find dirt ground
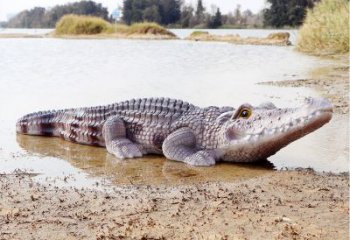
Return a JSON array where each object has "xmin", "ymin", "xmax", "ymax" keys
[{"xmin": 0, "ymin": 170, "xmax": 349, "ymax": 240}]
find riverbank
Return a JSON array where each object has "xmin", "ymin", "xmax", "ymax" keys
[
  {"xmin": 0, "ymin": 170, "xmax": 348, "ymax": 239},
  {"xmin": 0, "ymin": 33, "xmax": 45, "ymax": 38},
  {"xmin": 186, "ymin": 31, "xmax": 291, "ymax": 46},
  {"xmin": 0, "ymin": 18, "xmax": 178, "ymax": 40},
  {"xmin": 0, "ymin": 33, "xmax": 177, "ymax": 40}
]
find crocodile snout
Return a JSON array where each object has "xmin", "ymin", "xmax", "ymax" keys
[{"xmin": 304, "ymin": 97, "xmax": 333, "ymax": 113}]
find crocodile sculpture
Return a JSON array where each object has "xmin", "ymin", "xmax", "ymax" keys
[{"xmin": 16, "ymin": 97, "xmax": 333, "ymax": 166}]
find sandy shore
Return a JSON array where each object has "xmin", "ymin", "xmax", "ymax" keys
[
  {"xmin": 186, "ymin": 32, "xmax": 291, "ymax": 46},
  {"xmin": 0, "ymin": 33, "xmax": 45, "ymax": 38},
  {"xmin": 0, "ymin": 170, "xmax": 348, "ymax": 240}
]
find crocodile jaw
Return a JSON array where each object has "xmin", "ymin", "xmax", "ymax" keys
[{"xmin": 220, "ymin": 98, "xmax": 333, "ymax": 162}]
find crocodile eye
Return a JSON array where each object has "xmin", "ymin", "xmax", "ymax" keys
[{"xmin": 238, "ymin": 108, "xmax": 252, "ymax": 119}]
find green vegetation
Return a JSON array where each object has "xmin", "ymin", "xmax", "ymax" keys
[
  {"xmin": 55, "ymin": 15, "xmax": 175, "ymax": 37},
  {"xmin": 123, "ymin": 22, "xmax": 176, "ymax": 36},
  {"xmin": 123, "ymin": 0, "xmax": 181, "ymax": 25},
  {"xmin": 55, "ymin": 15, "xmax": 112, "ymax": 35},
  {"xmin": 6, "ymin": 1, "xmax": 110, "ymax": 28},
  {"xmin": 263, "ymin": 0, "xmax": 316, "ymax": 28},
  {"xmin": 207, "ymin": 8, "xmax": 222, "ymax": 29},
  {"xmin": 4, "ymin": 0, "xmax": 328, "ymax": 30},
  {"xmin": 189, "ymin": 31, "xmax": 209, "ymax": 37},
  {"xmin": 267, "ymin": 32, "xmax": 290, "ymax": 40},
  {"xmin": 297, "ymin": 0, "xmax": 349, "ymax": 55},
  {"xmin": 122, "ymin": 0, "xmax": 263, "ymax": 29},
  {"xmin": 187, "ymin": 31, "xmax": 291, "ymax": 46}
]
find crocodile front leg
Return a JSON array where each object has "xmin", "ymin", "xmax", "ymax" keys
[
  {"xmin": 162, "ymin": 127, "xmax": 216, "ymax": 166},
  {"xmin": 103, "ymin": 116, "xmax": 143, "ymax": 159}
]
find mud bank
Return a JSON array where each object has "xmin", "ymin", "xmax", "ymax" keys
[
  {"xmin": 0, "ymin": 33, "xmax": 45, "ymax": 38},
  {"xmin": 0, "ymin": 170, "xmax": 348, "ymax": 240},
  {"xmin": 0, "ymin": 32, "xmax": 177, "ymax": 40},
  {"xmin": 52, "ymin": 33, "xmax": 178, "ymax": 40},
  {"xmin": 186, "ymin": 31, "xmax": 291, "ymax": 46}
]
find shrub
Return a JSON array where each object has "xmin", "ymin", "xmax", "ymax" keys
[
  {"xmin": 126, "ymin": 22, "xmax": 176, "ymax": 36},
  {"xmin": 55, "ymin": 14, "xmax": 112, "ymax": 35},
  {"xmin": 189, "ymin": 31, "xmax": 209, "ymax": 37},
  {"xmin": 297, "ymin": 0, "xmax": 349, "ymax": 55},
  {"xmin": 55, "ymin": 16, "xmax": 175, "ymax": 38},
  {"xmin": 267, "ymin": 32, "xmax": 290, "ymax": 40}
]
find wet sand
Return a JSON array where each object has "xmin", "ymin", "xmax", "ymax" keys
[{"xmin": 0, "ymin": 170, "xmax": 348, "ymax": 239}]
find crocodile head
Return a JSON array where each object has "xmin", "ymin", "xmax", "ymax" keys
[{"xmin": 218, "ymin": 98, "xmax": 333, "ymax": 162}]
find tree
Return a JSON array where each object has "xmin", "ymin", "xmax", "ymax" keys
[
  {"xmin": 159, "ymin": 0, "xmax": 181, "ymax": 25},
  {"xmin": 195, "ymin": 0, "xmax": 205, "ymax": 23},
  {"xmin": 122, "ymin": 0, "xmax": 133, "ymax": 24},
  {"xmin": 180, "ymin": 5, "xmax": 194, "ymax": 28},
  {"xmin": 7, "ymin": 7, "xmax": 45, "ymax": 28},
  {"xmin": 263, "ymin": 0, "xmax": 316, "ymax": 27},
  {"xmin": 233, "ymin": 4, "xmax": 242, "ymax": 25},
  {"xmin": 208, "ymin": 8, "xmax": 222, "ymax": 28},
  {"xmin": 122, "ymin": 0, "xmax": 181, "ymax": 25},
  {"xmin": 143, "ymin": 5, "xmax": 161, "ymax": 23},
  {"xmin": 7, "ymin": 1, "xmax": 110, "ymax": 28}
]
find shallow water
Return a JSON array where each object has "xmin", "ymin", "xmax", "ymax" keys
[{"xmin": 0, "ymin": 29, "xmax": 348, "ymax": 187}]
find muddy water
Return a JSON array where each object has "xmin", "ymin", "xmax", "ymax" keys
[
  {"xmin": 14, "ymin": 135, "xmax": 274, "ymax": 186},
  {"xmin": 0, "ymin": 29, "xmax": 348, "ymax": 187}
]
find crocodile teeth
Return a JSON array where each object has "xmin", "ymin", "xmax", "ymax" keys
[
  {"xmin": 252, "ymin": 135, "xmax": 259, "ymax": 141},
  {"xmin": 243, "ymin": 135, "xmax": 251, "ymax": 141},
  {"xmin": 262, "ymin": 128, "xmax": 268, "ymax": 135},
  {"xmin": 268, "ymin": 128, "xmax": 276, "ymax": 134}
]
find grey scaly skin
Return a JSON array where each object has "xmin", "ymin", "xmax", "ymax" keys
[{"xmin": 16, "ymin": 97, "xmax": 333, "ymax": 166}]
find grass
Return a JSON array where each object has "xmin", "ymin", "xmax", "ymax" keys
[
  {"xmin": 124, "ymin": 22, "xmax": 176, "ymax": 36},
  {"xmin": 55, "ymin": 15, "xmax": 175, "ymax": 38},
  {"xmin": 189, "ymin": 31, "xmax": 209, "ymax": 37},
  {"xmin": 297, "ymin": 0, "xmax": 349, "ymax": 55},
  {"xmin": 267, "ymin": 32, "xmax": 290, "ymax": 40},
  {"xmin": 55, "ymin": 15, "xmax": 112, "ymax": 35}
]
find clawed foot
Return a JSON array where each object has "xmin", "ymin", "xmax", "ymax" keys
[
  {"xmin": 109, "ymin": 140, "xmax": 143, "ymax": 159},
  {"xmin": 184, "ymin": 151, "xmax": 216, "ymax": 166}
]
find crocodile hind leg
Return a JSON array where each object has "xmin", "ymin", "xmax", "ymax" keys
[
  {"xmin": 102, "ymin": 116, "xmax": 143, "ymax": 159},
  {"xmin": 162, "ymin": 127, "xmax": 216, "ymax": 166}
]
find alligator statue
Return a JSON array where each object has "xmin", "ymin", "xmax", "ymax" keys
[{"xmin": 16, "ymin": 97, "xmax": 333, "ymax": 166}]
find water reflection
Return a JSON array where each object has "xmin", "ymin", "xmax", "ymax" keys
[{"xmin": 17, "ymin": 134, "xmax": 274, "ymax": 185}]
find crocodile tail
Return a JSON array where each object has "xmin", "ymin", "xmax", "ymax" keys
[{"xmin": 16, "ymin": 110, "xmax": 59, "ymax": 136}]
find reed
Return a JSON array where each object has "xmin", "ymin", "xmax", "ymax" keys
[
  {"xmin": 55, "ymin": 15, "xmax": 112, "ymax": 35},
  {"xmin": 126, "ymin": 22, "xmax": 176, "ymax": 36},
  {"xmin": 55, "ymin": 15, "xmax": 175, "ymax": 38},
  {"xmin": 297, "ymin": 0, "xmax": 349, "ymax": 55}
]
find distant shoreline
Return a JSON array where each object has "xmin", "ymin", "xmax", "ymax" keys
[{"xmin": 0, "ymin": 29, "xmax": 295, "ymax": 47}]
